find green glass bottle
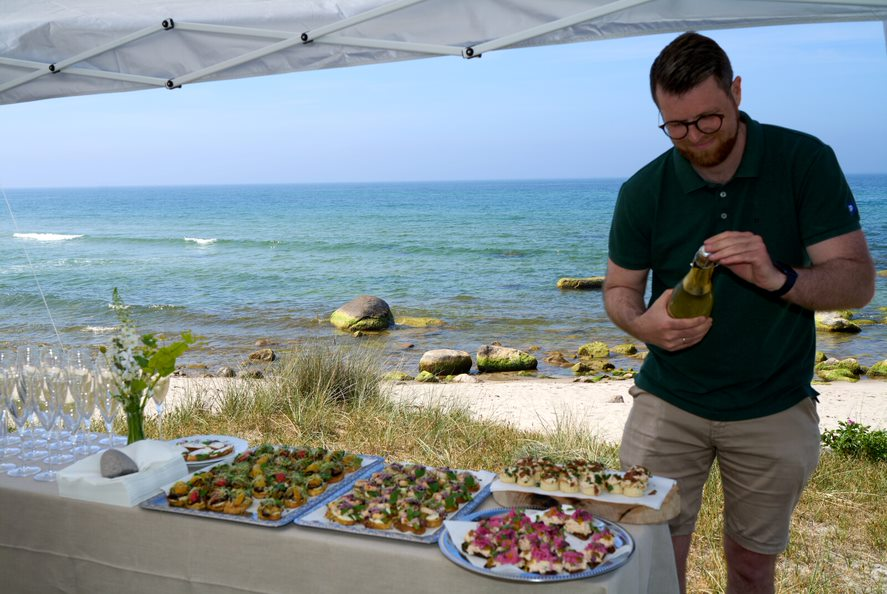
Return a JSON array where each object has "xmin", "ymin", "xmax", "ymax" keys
[{"xmin": 667, "ymin": 246, "xmax": 716, "ymax": 318}]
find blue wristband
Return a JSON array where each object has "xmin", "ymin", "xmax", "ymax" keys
[{"xmin": 769, "ymin": 260, "xmax": 798, "ymax": 297}]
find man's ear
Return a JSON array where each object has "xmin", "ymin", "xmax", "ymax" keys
[{"xmin": 731, "ymin": 76, "xmax": 742, "ymax": 106}]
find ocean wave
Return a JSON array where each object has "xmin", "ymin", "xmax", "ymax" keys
[
  {"xmin": 184, "ymin": 237, "xmax": 217, "ymax": 245},
  {"xmin": 13, "ymin": 232, "xmax": 84, "ymax": 242},
  {"xmin": 81, "ymin": 325, "xmax": 117, "ymax": 334},
  {"xmin": 148, "ymin": 304, "xmax": 186, "ymax": 311}
]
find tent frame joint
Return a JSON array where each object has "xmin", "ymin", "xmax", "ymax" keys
[{"xmin": 162, "ymin": 19, "xmax": 175, "ymax": 31}]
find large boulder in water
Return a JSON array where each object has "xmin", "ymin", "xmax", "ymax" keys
[{"xmin": 330, "ymin": 295, "xmax": 394, "ymax": 332}]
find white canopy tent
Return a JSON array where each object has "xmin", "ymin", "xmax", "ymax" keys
[{"xmin": 1, "ymin": 0, "xmax": 886, "ymax": 106}]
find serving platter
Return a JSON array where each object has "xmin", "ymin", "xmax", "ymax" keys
[
  {"xmin": 490, "ymin": 473, "xmax": 676, "ymax": 510},
  {"xmin": 293, "ymin": 464, "xmax": 496, "ymax": 544},
  {"xmin": 438, "ymin": 507, "xmax": 635, "ymax": 583},
  {"xmin": 140, "ymin": 445, "xmax": 383, "ymax": 527},
  {"xmin": 172, "ymin": 434, "xmax": 249, "ymax": 471}
]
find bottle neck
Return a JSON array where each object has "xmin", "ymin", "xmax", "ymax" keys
[{"xmin": 682, "ymin": 263, "xmax": 715, "ymax": 295}]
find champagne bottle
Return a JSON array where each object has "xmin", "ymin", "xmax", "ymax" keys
[{"xmin": 667, "ymin": 246, "xmax": 716, "ymax": 318}]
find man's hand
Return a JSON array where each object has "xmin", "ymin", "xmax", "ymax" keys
[
  {"xmin": 703, "ymin": 231, "xmax": 784, "ymax": 291},
  {"xmin": 603, "ymin": 259, "xmax": 712, "ymax": 351},
  {"xmin": 634, "ymin": 289, "xmax": 713, "ymax": 351}
]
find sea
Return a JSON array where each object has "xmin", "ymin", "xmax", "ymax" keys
[{"xmin": 1, "ymin": 176, "xmax": 885, "ymax": 377}]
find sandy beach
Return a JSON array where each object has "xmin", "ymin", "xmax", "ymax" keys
[{"xmin": 168, "ymin": 376, "xmax": 886, "ymax": 444}]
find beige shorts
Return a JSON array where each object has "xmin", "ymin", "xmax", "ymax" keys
[{"xmin": 619, "ymin": 386, "xmax": 820, "ymax": 555}]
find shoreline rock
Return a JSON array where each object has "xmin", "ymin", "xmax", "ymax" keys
[
  {"xmin": 330, "ymin": 295, "xmax": 394, "ymax": 332},
  {"xmin": 556, "ymin": 276, "xmax": 605, "ymax": 290}
]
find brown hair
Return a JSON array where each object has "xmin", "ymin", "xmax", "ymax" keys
[{"xmin": 650, "ymin": 32, "xmax": 733, "ymax": 105}]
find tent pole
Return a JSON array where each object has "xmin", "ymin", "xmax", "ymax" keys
[
  {"xmin": 0, "ymin": 23, "xmax": 164, "ymax": 94},
  {"xmin": 470, "ymin": 0, "xmax": 656, "ymax": 56}
]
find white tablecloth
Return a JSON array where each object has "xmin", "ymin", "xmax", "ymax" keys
[{"xmin": 0, "ymin": 464, "xmax": 678, "ymax": 594}]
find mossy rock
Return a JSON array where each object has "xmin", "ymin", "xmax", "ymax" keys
[
  {"xmin": 867, "ymin": 360, "xmax": 887, "ymax": 378},
  {"xmin": 610, "ymin": 368, "xmax": 636, "ymax": 379},
  {"xmin": 477, "ymin": 344, "xmax": 537, "ymax": 373},
  {"xmin": 544, "ymin": 351, "xmax": 574, "ymax": 367},
  {"xmin": 815, "ymin": 368, "xmax": 860, "ymax": 382},
  {"xmin": 854, "ymin": 319, "xmax": 877, "ymax": 326},
  {"xmin": 815, "ymin": 357, "xmax": 863, "ymax": 374},
  {"xmin": 612, "ymin": 343, "xmax": 638, "ymax": 356},
  {"xmin": 577, "ymin": 341, "xmax": 610, "ymax": 358},
  {"xmin": 572, "ymin": 360, "xmax": 615, "ymax": 375},
  {"xmin": 815, "ymin": 311, "xmax": 861, "ymax": 333},
  {"xmin": 415, "ymin": 370, "xmax": 439, "ymax": 383},
  {"xmin": 814, "ymin": 351, "xmax": 827, "ymax": 363},
  {"xmin": 814, "ymin": 358, "xmax": 863, "ymax": 382},
  {"xmin": 395, "ymin": 316, "xmax": 446, "ymax": 328},
  {"xmin": 330, "ymin": 295, "xmax": 394, "ymax": 332},
  {"xmin": 383, "ymin": 371, "xmax": 414, "ymax": 382},
  {"xmin": 556, "ymin": 276, "xmax": 605, "ymax": 290}
]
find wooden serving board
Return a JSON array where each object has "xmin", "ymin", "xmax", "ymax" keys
[{"xmin": 491, "ymin": 482, "xmax": 680, "ymax": 525}]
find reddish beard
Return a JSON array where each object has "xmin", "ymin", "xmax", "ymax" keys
[{"xmin": 676, "ymin": 126, "xmax": 738, "ymax": 168}]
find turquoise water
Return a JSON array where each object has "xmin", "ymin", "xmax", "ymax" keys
[{"xmin": 1, "ymin": 176, "xmax": 885, "ymax": 376}]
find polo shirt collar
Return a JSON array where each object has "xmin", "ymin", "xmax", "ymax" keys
[{"xmin": 672, "ymin": 111, "xmax": 762, "ymax": 192}]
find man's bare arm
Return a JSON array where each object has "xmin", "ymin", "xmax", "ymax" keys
[{"xmin": 704, "ymin": 230, "xmax": 874, "ymax": 310}]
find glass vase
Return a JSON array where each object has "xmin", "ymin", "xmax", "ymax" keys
[{"xmin": 124, "ymin": 405, "xmax": 146, "ymax": 444}]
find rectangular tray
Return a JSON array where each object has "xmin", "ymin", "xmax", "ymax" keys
[
  {"xmin": 293, "ymin": 466, "xmax": 495, "ymax": 544},
  {"xmin": 140, "ymin": 453, "xmax": 383, "ymax": 527}
]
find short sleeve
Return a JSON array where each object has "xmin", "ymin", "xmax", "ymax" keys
[
  {"xmin": 798, "ymin": 145, "xmax": 861, "ymax": 247},
  {"xmin": 608, "ymin": 181, "xmax": 652, "ymax": 271}
]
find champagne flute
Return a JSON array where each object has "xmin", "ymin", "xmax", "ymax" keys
[
  {"xmin": 6, "ymin": 359, "xmax": 40, "ymax": 477},
  {"xmin": 71, "ymin": 352, "xmax": 100, "ymax": 456},
  {"xmin": 151, "ymin": 377, "xmax": 170, "ymax": 440},
  {"xmin": 93, "ymin": 358, "xmax": 122, "ymax": 448},
  {"xmin": 0, "ymin": 355, "xmax": 21, "ymax": 472},
  {"xmin": 33, "ymin": 351, "xmax": 65, "ymax": 482},
  {"xmin": 16, "ymin": 346, "xmax": 49, "ymax": 461}
]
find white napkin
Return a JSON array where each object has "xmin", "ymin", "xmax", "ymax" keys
[{"xmin": 58, "ymin": 440, "xmax": 189, "ymax": 507}]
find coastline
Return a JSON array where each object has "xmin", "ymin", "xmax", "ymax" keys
[{"xmin": 167, "ymin": 376, "xmax": 887, "ymax": 444}]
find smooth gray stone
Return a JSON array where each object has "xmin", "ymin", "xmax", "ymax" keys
[{"xmin": 100, "ymin": 448, "xmax": 139, "ymax": 478}]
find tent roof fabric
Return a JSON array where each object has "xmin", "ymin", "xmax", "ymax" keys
[{"xmin": 1, "ymin": 0, "xmax": 886, "ymax": 105}]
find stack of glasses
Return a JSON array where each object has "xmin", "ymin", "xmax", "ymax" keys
[{"xmin": 0, "ymin": 345, "xmax": 142, "ymax": 482}]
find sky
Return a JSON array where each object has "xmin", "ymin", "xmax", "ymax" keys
[{"xmin": 0, "ymin": 20, "xmax": 885, "ymax": 188}]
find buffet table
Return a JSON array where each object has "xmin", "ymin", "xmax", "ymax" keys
[{"xmin": 0, "ymin": 469, "xmax": 678, "ymax": 594}]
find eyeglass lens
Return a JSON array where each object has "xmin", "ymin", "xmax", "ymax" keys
[{"xmin": 661, "ymin": 114, "xmax": 723, "ymax": 140}]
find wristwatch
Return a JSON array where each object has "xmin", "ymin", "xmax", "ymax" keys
[{"xmin": 769, "ymin": 260, "xmax": 798, "ymax": 297}]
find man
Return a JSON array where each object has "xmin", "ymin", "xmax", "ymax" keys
[{"xmin": 604, "ymin": 32, "xmax": 875, "ymax": 593}]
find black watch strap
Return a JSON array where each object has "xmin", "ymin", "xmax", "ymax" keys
[{"xmin": 770, "ymin": 260, "xmax": 798, "ymax": 297}]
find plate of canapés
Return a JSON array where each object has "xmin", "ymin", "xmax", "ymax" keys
[
  {"xmin": 293, "ymin": 461, "xmax": 496, "ymax": 543},
  {"xmin": 140, "ymin": 443, "xmax": 382, "ymax": 526},
  {"xmin": 438, "ymin": 505, "xmax": 634, "ymax": 582},
  {"xmin": 173, "ymin": 434, "xmax": 250, "ymax": 470}
]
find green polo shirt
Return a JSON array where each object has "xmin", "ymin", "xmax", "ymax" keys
[{"xmin": 608, "ymin": 112, "xmax": 861, "ymax": 421}]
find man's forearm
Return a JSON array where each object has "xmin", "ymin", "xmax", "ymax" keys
[
  {"xmin": 603, "ymin": 285, "xmax": 648, "ymax": 340},
  {"xmin": 783, "ymin": 256, "xmax": 875, "ymax": 311}
]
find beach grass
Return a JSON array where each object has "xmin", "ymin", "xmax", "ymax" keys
[{"xmin": 130, "ymin": 344, "xmax": 885, "ymax": 593}]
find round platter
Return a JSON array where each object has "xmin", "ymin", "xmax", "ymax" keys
[
  {"xmin": 438, "ymin": 507, "xmax": 635, "ymax": 583},
  {"xmin": 171, "ymin": 434, "xmax": 250, "ymax": 471}
]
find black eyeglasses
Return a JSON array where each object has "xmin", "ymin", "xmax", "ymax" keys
[{"xmin": 658, "ymin": 113, "xmax": 725, "ymax": 140}]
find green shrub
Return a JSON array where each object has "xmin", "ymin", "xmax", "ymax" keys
[{"xmin": 821, "ymin": 419, "xmax": 887, "ymax": 462}]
